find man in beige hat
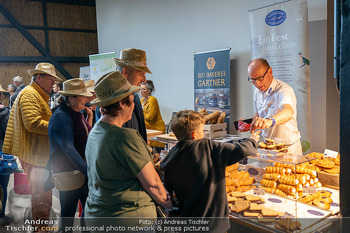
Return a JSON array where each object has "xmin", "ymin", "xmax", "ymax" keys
[
  {"xmin": 3, "ymin": 62, "xmax": 62, "ymax": 232},
  {"xmin": 114, "ymin": 48, "xmax": 151, "ymax": 142}
]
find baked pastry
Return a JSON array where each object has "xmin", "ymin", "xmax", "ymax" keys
[
  {"xmin": 265, "ymin": 166, "xmax": 287, "ymax": 174},
  {"xmin": 243, "ymin": 211, "xmax": 259, "ymax": 217},
  {"xmin": 249, "ymin": 203, "xmax": 263, "ymax": 211},
  {"xmin": 235, "ymin": 198, "xmax": 250, "ymax": 213},
  {"xmin": 230, "ymin": 191, "xmax": 246, "ymax": 198},
  {"xmin": 265, "ymin": 139, "xmax": 274, "ymax": 145},
  {"xmin": 231, "ymin": 177, "xmax": 255, "ymax": 187},
  {"xmin": 313, "ymin": 198, "xmax": 331, "ymax": 210},
  {"xmin": 274, "ymin": 188, "xmax": 287, "ymax": 197},
  {"xmin": 263, "ymin": 173, "xmax": 280, "ymax": 180},
  {"xmin": 298, "ymin": 194, "xmax": 316, "ymax": 203},
  {"xmin": 245, "ymin": 194, "xmax": 261, "ymax": 202},
  {"xmin": 198, "ymin": 108, "xmax": 207, "ymax": 115},
  {"xmin": 315, "ymin": 182, "xmax": 322, "ymax": 188},
  {"xmin": 274, "ymin": 162, "xmax": 293, "ymax": 168},
  {"xmin": 319, "ymin": 196, "xmax": 333, "ymax": 204},
  {"xmin": 278, "ymin": 175, "xmax": 299, "ymax": 185},
  {"xmin": 204, "ymin": 111, "xmax": 221, "ymax": 124},
  {"xmin": 295, "ymin": 166, "xmax": 317, "ymax": 177},
  {"xmin": 323, "ymin": 165, "xmax": 340, "ymax": 174},
  {"xmin": 334, "ymin": 154, "xmax": 340, "ymax": 166},
  {"xmin": 277, "ymin": 184, "xmax": 296, "ymax": 195},
  {"xmin": 260, "ymin": 179, "xmax": 277, "ymax": 189},
  {"xmin": 317, "ymin": 158, "xmax": 335, "ymax": 169},
  {"xmin": 261, "ymin": 207, "xmax": 279, "ymax": 217},
  {"xmin": 227, "ymin": 195, "xmax": 237, "ymax": 203},
  {"xmin": 317, "ymin": 190, "xmax": 332, "ymax": 197},
  {"xmin": 235, "ymin": 185, "xmax": 253, "ymax": 192},
  {"xmin": 216, "ymin": 112, "xmax": 226, "ymax": 124},
  {"xmin": 266, "ymin": 144, "xmax": 276, "ymax": 149},
  {"xmin": 259, "ymin": 142, "xmax": 267, "ymax": 149}
]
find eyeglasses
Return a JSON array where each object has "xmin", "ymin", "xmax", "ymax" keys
[{"xmin": 248, "ymin": 67, "xmax": 270, "ymax": 83}]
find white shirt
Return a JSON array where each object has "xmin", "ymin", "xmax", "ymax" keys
[{"xmin": 254, "ymin": 78, "xmax": 301, "ymax": 145}]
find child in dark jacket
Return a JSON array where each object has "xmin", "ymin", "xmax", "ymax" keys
[{"xmin": 160, "ymin": 110, "xmax": 260, "ymax": 233}]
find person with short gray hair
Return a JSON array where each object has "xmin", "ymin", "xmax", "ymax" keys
[{"xmin": 10, "ymin": 76, "xmax": 26, "ymax": 108}]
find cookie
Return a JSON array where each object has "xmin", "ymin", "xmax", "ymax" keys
[{"xmin": 234, "ymin": 198, "xmax": 250, "ymax": 213}]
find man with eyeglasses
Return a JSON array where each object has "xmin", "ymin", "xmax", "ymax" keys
[{"xmin": 246, "ymin": 58, "xmax": 302, "ymax": 155}]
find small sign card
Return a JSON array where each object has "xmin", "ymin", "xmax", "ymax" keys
[
  {"xmin": 303, "ymin": 186, "xmax": 316, "ymax": 194},
  {"xmin": 323, "ymin": 149, "xmax": 338, "ymax": 158},
  {"xmin": 253, "ymin": 187, "xmax": 265, "ymax": 195}
]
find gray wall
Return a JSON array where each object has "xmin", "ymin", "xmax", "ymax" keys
[{"xmin": 95, "ymin": 0, "xmax": 339, "ymax": 152}]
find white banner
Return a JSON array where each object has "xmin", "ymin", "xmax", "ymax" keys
[
  {"xmin": 249, "ymin": 0, "xmax": 311, "ymax": 152},
  {"xmin": 89, "ymin": 52, "xmax": 116, "ymax": 82}
]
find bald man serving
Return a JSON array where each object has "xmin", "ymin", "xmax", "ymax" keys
[{"xmin": 247, "ymin": 58, "xmax": 302, "ymax": 155}]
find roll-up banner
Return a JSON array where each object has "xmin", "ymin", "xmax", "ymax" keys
[
  {"xmin": 194, "ymin": 48, "xmax": 231, "ymax": 124},
  {"xmin": 89, "ymin": 52, "xmax": 116, "ymax": 82},
  {"xmin": 249, "ymin": 0, "xmax": 311, "ymax": 152}
]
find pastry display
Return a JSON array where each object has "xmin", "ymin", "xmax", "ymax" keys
[
  {"xmin": 305, "ymin": 152, "xmax": 340, "ymax": 175},
  {"xmin": 226, "ymin": 164, "xmax": 255, "ymax": 194},
  {"xmin": 258, "ymin": 138, "xmax": 289, "ymax": 152},
  {"xmin": 198, "ymin": 108, "xmax": 225, "ymax": 125}
]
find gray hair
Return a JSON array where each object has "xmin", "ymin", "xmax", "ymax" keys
[{"xmin": 13, "ymin": 76, "xmax": 23, "ymax": 83}]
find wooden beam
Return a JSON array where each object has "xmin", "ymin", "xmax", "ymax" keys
[
  {"xmin": 0, "ymin": 56, "xmax": 89, "ymax": 63},
  {"xmin": 29, "ymin": 0, "xmax": 95, "ymax": 7},
  {"xmin": 0, "ymin": 2, "xmax": 73, "ymax": 79},
  {"xmin": 0, "ymin": 24, "xmax": 97, "ymax": 33}
]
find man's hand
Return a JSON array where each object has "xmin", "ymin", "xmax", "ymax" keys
[{"xmin": 250, "ymin": 117, "xmax": 273, "ymax": 132}]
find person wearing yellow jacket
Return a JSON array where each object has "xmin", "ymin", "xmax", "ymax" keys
[
  {"xmin": 3, "ymin": 63, "xmax": 61, "ymax": 232},
  {"xmin": 140, "ymin": 80, "xmax": 165, "ymax": 152}
]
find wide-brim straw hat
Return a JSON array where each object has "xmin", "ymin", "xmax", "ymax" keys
[
  {"xmin": 85, "ymin": 80, "xmax": 95, "ymax": 93},
  {"xmin": 28, "ymin": 63, "xmax": 62, "ymax": 81},
  {"xmin": 0, "ymin": 84, "xmax": 6, "ymax": 92},
  {"xmin": 114, "ymin": 48, "xmax": 152, "ymax": 74},
  {"xmin": 91, "ymin": 71, "xmax": 140, "ymax": 107},
  {"xmin": 58, "ymin": 78, "xmax": 93, "ymax": 97}
]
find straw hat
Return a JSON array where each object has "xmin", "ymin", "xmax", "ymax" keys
[
  {"xmin": 91, "ymin": 71, "xmax": 140, "ymax": 107},
  {"xmin": 28, "ymin": 63, "xmax": 62, "ymax": 80},
  {"xmin": 85, "ymin": 80, "xmax": 95, "ymax": 93},
  {"xmin": 0, "ymin": 84, "xmax": 6, "ymax": 92},
  {"xmin": 114, "ymin": 48, "xmax": 152, "ymax": 74},
  {"xmin": 59, "ymin": 78, "xmax": 93, "ymax": 97}
]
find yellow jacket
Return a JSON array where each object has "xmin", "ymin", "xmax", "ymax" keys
[
  {"xmin": 3, "ymin": 81, "xmax": 52, "ymax": 166},
  {"xmin": 141, "ymin": 96, "xmax": 165, "ymax": 148}
]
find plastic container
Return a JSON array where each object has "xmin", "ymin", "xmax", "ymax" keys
[{"xmin": 14, "ymin": 172, "xmax": 31, "ymax": 195}]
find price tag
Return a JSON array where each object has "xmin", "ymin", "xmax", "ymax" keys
[
  {"xmin": 323, "ymin": 149, "xmax": 338, "ymax": 158},
  {"xmin": 303, "ymin": 186, "xmax": 316, "ymax": 194},
  {"xmin": 253, "ymin": 187, "xmax": 265, "ymax": 195}
]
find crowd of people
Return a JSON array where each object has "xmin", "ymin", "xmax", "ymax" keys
[{"xmin": 0, "ymin": 49, "xmax": 271, "ymax": 233}]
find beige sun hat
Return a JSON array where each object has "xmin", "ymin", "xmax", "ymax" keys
[
  {"xmin": 28, "ymin": 63, "xmax": 62, "ymax": 80},
  {"xmin": 114, "ymin": 48, "xmax": 152, "ymax": 74},
  {"xmin": 0, "ymin": 84, "xmax": 6, "ymax": 92},
  {"xmin": 58, "ymin": 78, "xmax": 93, "ymax": 97},
  {"xmin": 91, "ymin": 71, "xmax": 140, "ymax": 107},
  {"xmin": 85, "ymin": 80, "xmax": 95, "ymax": 93}
]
